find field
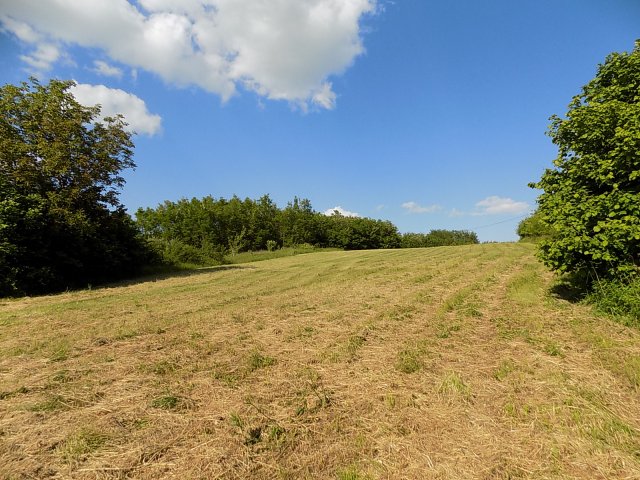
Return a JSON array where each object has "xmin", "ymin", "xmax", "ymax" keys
[{"xmin": 1, "ymin": 243, "xmax": 639, "ymax": 479}]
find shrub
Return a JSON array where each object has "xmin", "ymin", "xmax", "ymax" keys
[
  {"xmin": 148, "ymin": 238, "xmax": 224, "ymax": 267},
  {"xmin": 531, "ymin": 41, "xmax": 640, "ymax": 278},
  {"xmin": 266, "ymin": 239, "xmax": 278, "ymax": 252}
]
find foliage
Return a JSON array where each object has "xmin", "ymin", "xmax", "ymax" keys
[
  {"xmin": 531, "ymin": 41, "xmax": 640, "ymax": 278},
  {"xmin": 0, "ymin": 78, "xmax": 152, "ymax": 296},
  {"xmin": 146, "ymin": 238, "xmax": 224, "ymax": 267},
  {"xmin": 586, "ymin": 275, "xmax": 640, "ymax": 327},
  {"xmin": 136, "ymin": 194, "xmax": 281, "ymax": 255},
  {"xmin": 322, "ymin": 213, "xmax": 401, "ymax": 250},
  {"xmin": 136, "ymin": 194, "xmax": 402, "ymax": 263},
  {"xmin": 266, "ymin": 239, "xmax": 278, "ymax": 252},
  {"xmin": 401, "ymin": 229, "xmax": 479, "ymax": 248},
  {"xmin": 517, "ymin": 211, "xmax": 555, "ymax": 242},
  {"xmin": 279, "ymin": 196, "xmax": 323, "ymax": 247}
]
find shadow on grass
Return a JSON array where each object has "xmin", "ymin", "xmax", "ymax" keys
[
  {"xmin": 104, "ymin": 264, "xmax": 254, "ymax": 290},
  {"xmin": 0, "ymin": 265, "xmax": 255, "ymax": 301},
  {"xmin": 548, "ymin": 274, "xmax": 591, "ymax": 303}
]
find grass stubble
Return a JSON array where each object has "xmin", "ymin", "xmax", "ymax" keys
[{"xmin": 0, "ymin": 243, "xmax": 638, "ymax": 479}]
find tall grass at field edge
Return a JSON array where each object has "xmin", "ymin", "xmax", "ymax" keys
[{"xmin": 586, "ymin": 275, "xmax": 640, "ymax": 327}]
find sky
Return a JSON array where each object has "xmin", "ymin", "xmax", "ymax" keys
[{"xmin": 1, "ymin": 0, "xmax": 639, "ymax": 242}]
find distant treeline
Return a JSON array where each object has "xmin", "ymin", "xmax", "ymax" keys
[
  {"xmin": 135, "ymin": 195, "xmax": 479, "ymax": 266},
  {"xmin": 400, "ymin": 230, "xmax": 479, "ymax": 248},
  {"xmin": 135, "ymin": 195, "xmax": 400, "ymax": 265}
]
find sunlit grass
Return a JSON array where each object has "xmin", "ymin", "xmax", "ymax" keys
[{"xmin": 1, "ymin": 243, "xmax": 638, "ymax": 479}]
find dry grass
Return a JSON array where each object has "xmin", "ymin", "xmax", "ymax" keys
[{"xmin": 1, "ymin": 243, "xmax": 639, "ymax": 479}]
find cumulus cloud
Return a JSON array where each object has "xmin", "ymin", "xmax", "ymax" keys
[
  {"xmin": 0, "ymin": 0, "xmax": 376, "ymax": 109},
  {"xmin": 93, "ymin": 60, "xmax": 123, "ymax": 79},
  {"xmin": 474, "ymin": 196, "xmax": 529, "ymax": 215},
  {"xmin": 70, "ymin": 83, "xmax": 162, "ymax": 136},
  {"xmin": 401, "ymin": 201, "xmax": 442, "ymax": 214},
  {"xmin": 323, "ymin": 206, "xmax": 360, "ymax": 217}
]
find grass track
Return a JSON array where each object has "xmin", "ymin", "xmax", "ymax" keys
[{"xmin": 1, "ymin": 243, "xmax": 639, "ymax": 479}]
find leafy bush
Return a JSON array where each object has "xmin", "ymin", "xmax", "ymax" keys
[
  {"xmin": 148, "ymin": 238, "xmax": 224, "ymax": 267},
  {"xmin": 266, "ymin": 240, "xmax": 278, "ymax": 252},
  {"xmin": 531, "ymin": 41, "xmax": 640, "ymax": 278}
]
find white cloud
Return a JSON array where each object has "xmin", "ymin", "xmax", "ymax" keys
[
  {"xmin": 0, "ymin": 0, "xmax": 376, "ymax": 109},
  {"xmin": 19, "ymin": 42, "xmax": 60, "ymax": 71},
  {"xmin": 70, "ymin": 83, "xmax": 162, "ymax": 136},
  {"xmin": 93, "ymin": 60, "xmax": 123, "ymax": 79},
  {"xmin": 401, "ymin": 201, "xmax": 442, "ymax": 214},
  {"xmin": 474, "ymin": 196, "xmax": 529, "ymax": 215},
  {"xmin": 0, "ymin": 16, "xmax": 40, "ymax": 43},
  {"xmin": 324, "ymin": 206, "xmax": 360, "ymax": 217}
]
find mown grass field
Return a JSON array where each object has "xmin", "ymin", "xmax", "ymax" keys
[{"xmin": 1, "ymin": 243, "xmax": 639, "ymax": 479}]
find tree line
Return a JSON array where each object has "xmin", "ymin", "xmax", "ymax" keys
[
  {"xmin": 401, "ymin": 230, "xmax": 478, "ymax": 248},
  {"xmin": 135, "ymin": 195, "xmax": 403, "ymax": 266},
  {"xmin": 135, "ymin": 195, "xmax": 479, "ymax": 266},
  {"xmin": 0, "ymin": 78, "xmax": 478, "ymax": 296}
]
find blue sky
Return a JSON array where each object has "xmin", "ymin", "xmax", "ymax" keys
[{"xmin": 1, "ymin": 1, "xmax": 639, "ymax": 241}]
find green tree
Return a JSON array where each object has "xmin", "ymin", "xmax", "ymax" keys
[
  {"xmin": 516, "ymin": 211, "xmax": 554, "ymax": 242},
  {"xmin": 401, "ymin": 230, "xmax": 479, "ymax": 248},
  {"xmin": 249, "ymin": 194, "xmax": 280, "ymax": 250},
  {"xmin": 323, "ymin": 214, "xmax": 401, "ymax": 250},
  {"xmin": 0, "ymin": 78, "xmax": 150, "ymax": 295},
  {"xmin": 531, "ymin": 41, "xmax": 640, "ymax": 278},
  {"xmin": 279, "ymin": 197, "xmax": 320, "ymax": 246}
]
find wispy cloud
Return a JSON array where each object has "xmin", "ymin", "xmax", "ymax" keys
[
  {"xmin": 448, "ymin": 196, "xmax": 530, "ymax": 217},
  {"xmin": 19, "ymin": 42, "xmax": 60, "ymax": 71},
  {"xmin": 401, "ymin": 201, "xmax": 442, "ymax": 214},
  {"xmin": 323, "ymin": 206, "xmax": 360, "ymax": 217},
  {"xmin": 473, "ymin": 196, "xmax": 529, "ymax": 215},
  {"xmin": 92, "ymin": 60, "xmax": 123, "ymax": 79}
]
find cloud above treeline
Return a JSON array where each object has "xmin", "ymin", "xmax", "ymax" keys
[
  {"xmin": 404, "ymin": 197, "xmax": 529, "ymax": 217},
  {"xmin": 324, "ymin": 206, "xmax": 360, "ymax": 217},
  {"xmin": 473, "ymin": 196, "xmax": 529, "ymax": 215},
  {"xmin": 1, "ymin": 0, "xmax": 377, "ymax": 110},
  {"xmin": 70, "ymin": 83, "xmax": 162, "ymax": 136},
  {"xmin": 448, "ymin": 196, "xmax": 530, "ymax": 217}
]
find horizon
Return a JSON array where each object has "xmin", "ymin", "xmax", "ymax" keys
[{"xmin": 1, "ymin": 1, "xmax": 639, "ymax": 241}]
